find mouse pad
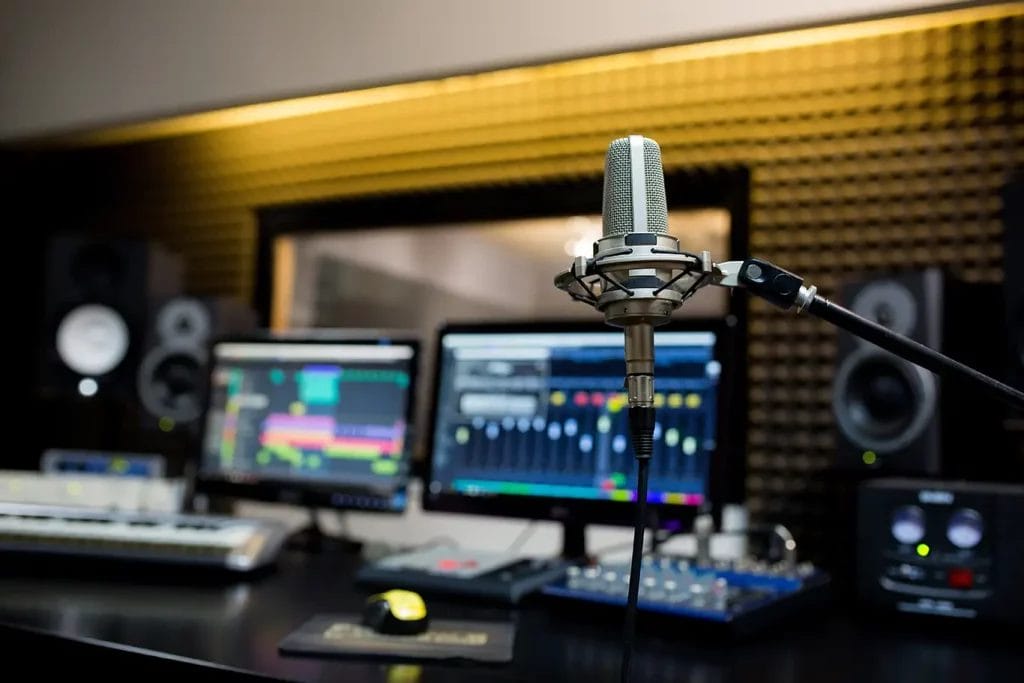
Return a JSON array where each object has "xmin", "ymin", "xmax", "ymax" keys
[{"xmin": 278, "ymin": 614, "xmax": 515, "ymax": 663}]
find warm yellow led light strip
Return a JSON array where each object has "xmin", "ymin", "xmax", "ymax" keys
[{"xmin": 60, "ymin": 3, "xmax": 1021, "ymax": 148}]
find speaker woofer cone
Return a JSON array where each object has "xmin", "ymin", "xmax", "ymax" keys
[
  {"xmin": 833, "ymin": 349, "xmax": 936, "ymax": 453},
  {"xmin": 137, "ymin": 344, "xmax": 207, "ymax": 423}
]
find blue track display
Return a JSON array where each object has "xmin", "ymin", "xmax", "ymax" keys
[{"xmin": 430, "ymin": 331, "xmax": 721, "ymax": 508}]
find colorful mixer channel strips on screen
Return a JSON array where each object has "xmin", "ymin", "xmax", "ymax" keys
[{"xmin": 431, "ymin": 330, "xmax": 720, "ymax": 508}]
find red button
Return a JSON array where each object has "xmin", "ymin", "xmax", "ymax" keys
[
  {"xmin": 436, "ymin": 558, "xmax": 478, "ymax": 572},
  {"xmin": 947, "ymin": 568, "xmax": 973, "ymax": 589}
]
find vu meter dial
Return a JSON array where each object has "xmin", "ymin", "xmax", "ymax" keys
[
  {"xmin": 890, "ymin": 505, "xmax": 926, "ymax": 545},
  {"xmin": 946, "ymin": 508, "xmax": 983, "ymax": 549}
]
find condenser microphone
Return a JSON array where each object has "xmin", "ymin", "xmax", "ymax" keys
[
  {"xmin": 602, "ymin": 136, "xmax": 667, "ymax": 411},
  {"xmin": 557, "ymin": 135, "xmax": 1024, "ymax": 683},
  {"xmin": 555, "ymin": 135, "xmax": 711, "ymax": 410},
  {"xmin": 554, "ymin": 134, "xmax": 712, "ymax": 683}
]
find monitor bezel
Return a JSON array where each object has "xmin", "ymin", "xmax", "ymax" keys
[
  {"xmin": 422, "ymin": 318, "xmax": 743, "ymax": 530},
  {"xmin": 193, "ymin": 331, "xmax": 420, "ymax": 513}
]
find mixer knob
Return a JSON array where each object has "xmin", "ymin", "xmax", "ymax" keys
[
  {"xmin": 566, "ymin": 565, "xmax": 582, "ymax": 588},
  {"xmin": 690, "ymin": 583, "xmax": 708, "ymax": 608},
  {"xmin": 946, "ymin": 508, "xmax": 984, "ymax": 550},
  {"xmin": 890, "ymin": 505, "xmax": 926, "ymax": 545},
  {"xmin": 711, "ymin": 577, "xmax": 729, "ymax": 610},
  {"xmin": 648, "ymin": 585, "xmax": 667, "ymax": 601}
]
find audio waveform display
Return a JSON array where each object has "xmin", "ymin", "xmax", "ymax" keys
[
  {"xmin": 201, "ymin": 343, "xmax": 415, "ymax": 494},
  {"xmin": 430, "ymin": 331, "xmax": 719, "ymax": 508}
]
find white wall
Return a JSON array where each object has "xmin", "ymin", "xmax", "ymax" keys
[{"xmin": 0, "ymin": 0, "xmax": 952, "ymax": 142}]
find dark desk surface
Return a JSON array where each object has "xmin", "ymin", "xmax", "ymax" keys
[{"xmin": 0, "ymin": 549, "xmax": 1019, "ymax": 682}]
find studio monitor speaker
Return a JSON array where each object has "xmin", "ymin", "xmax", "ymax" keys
[
  {"xmin": 832, "ymin": 269, "xmax": 1006, "ymax": 478},
  {"xmin": 40, "ymin": 237, "xmax": 182, "ymax": 398},
  {"xmin": 137, "ymin": 297, "xmax": 255, "ymax": 430}
]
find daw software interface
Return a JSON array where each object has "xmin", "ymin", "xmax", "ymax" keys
[
  {"xmin": 429, "ymin": 328, "xmax": 721, "ymax": 508},
  {"xmin": 200, "ymin": 339, "xmax": 417, "ymax": 511}
]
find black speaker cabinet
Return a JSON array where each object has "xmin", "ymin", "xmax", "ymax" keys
[
  {"xmin": 39, "ymin": 237, "xmax": 182, "ymax": 399},
  {"xmin": 136, "ymin": 297, "xmax": 255, "ymax": 430},
  {"xmin": 1004, "ymin": 173, "xmax": 1023, "ymax": 392},
  {"xmin": 857, "ymin": 478, "xmax": 1024, "ymax": 625},
  {"xmin": 832, "ymin": 269, "xmax": 1006, "ymax": 478}
]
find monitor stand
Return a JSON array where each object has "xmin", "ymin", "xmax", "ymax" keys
[
  {"xmin": 561, "ymin": 521, "xmax": 587, "ymax": 561},
  {"xmin": 287, "ymin": 508, "xmax": 363, "ymax": 553}
]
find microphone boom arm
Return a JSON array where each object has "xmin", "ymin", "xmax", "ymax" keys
[{"xmin": 713, "ymin": 258, "xmax": 1024, "ymax": 410}]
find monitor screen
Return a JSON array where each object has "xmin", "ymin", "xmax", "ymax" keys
[
  {"xmin": 198, "ymin": 337, "xmax": 418, "ymax": 512},
  {"xmin": 425, "ymin": 322, "xmax": 731, "ymax": 525}
]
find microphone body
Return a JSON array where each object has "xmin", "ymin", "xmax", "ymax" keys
[
  {"xmin": 598, "ymin": 135, "xmax": 676, "ymax": 409},
  {"xmin": 584, "ymin": 135, "xmax": 691, "ymax": 683},
  {"xmin": 555, "ymin": 137, "xmax": 712, "ymax": 408}
]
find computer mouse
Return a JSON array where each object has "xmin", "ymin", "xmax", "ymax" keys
[{"xmin": 362, "ymin": 589, "xmax": 429, "ymax": 635}]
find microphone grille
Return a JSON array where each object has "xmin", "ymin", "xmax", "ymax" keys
[{"xmin": 602, "ymin": 136, "xmax": 668, "ymax": 237}]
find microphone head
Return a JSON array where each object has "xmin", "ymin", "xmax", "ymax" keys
[{"xmin": 602, "ymin": 135, "xmax": 668, "ymax": 238}]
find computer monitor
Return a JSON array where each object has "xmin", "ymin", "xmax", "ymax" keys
[
  {"xmin": 196, "ymin": 334, "xmax": 419, "ymax": 512},
  {"xmin": 424, "ymin": 320, "xmax": 742, "ymax": 557}
]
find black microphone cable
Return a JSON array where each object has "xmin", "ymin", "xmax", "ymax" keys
[{"xmin": 620, "ymin": 405, "xmax": 656, "ymax": 683}]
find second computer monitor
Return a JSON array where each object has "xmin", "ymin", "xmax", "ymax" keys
[
  {"xmin": 425, "ymin": 320, "xmax": 740, "ymax": 539},
  {"xmin": 197, "ymin": 335, "xmax": 419, "ymax": 512}
]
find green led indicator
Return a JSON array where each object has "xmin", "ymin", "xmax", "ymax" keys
[
  {"xmin": 372, "ymin": 459, "xmax": 399, "ymax": 475},
  {"xmin": 916, "ymin": 543, "xmax": 930, "ymax": 557},
  {"xmin": 862, "ymin": 450, "xmax": 877, "ymax": 465}
]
